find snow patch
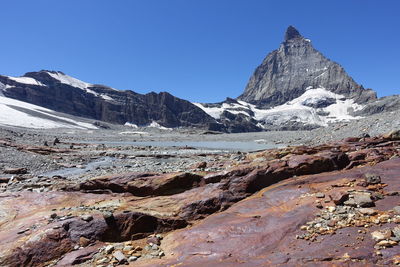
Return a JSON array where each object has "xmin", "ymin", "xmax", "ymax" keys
[
  {"xmin": 0, "ymin": 95, "xmax": 97, "ymax": 129},
  {"xmin": 100, "ymin": 94, "xmax": 114, "ymax": 101},
  {"xmin": 46, "ymin": 71, "xmax": 92, "ymax": 90},
  {"xmin": 124, "ymin": 122, "xmax": 138, "ymax": 128},
  {"xmin": 7, "ymin": 76, "xmax": 45, "ymax": 86},
  {"xmin": 148, "ymin": 121, "xmax": 171, "ymax": 130}
]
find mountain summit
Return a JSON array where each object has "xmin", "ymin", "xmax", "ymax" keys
[
  {"xmin": 238, "ymin": 26, "xmax": 377, "ymax": 108},
  {"xmin": 284, "ymin": 25, "xmax": 302, "ymax": 41}
]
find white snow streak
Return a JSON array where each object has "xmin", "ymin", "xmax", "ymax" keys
[
  {"xmin": 7, "ymin": 76, "xmax": 45, "ymax": 86},
  {"xmin": 0, "ymin": 95, "xmax": 97, "ymax": 129}
]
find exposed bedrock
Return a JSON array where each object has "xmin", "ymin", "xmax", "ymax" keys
[{"xmin": 0, "ymin": 133, "xmax": 399, "ymax": 266}]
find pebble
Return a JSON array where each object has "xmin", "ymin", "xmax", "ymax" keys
[
  {"xmin": 80, "ymin": 214, "xmax": 93, "ymax": 222},
  {"xmin": 371, "ymin": 229, "xmax": 392, "ymax": 241},
  {"xmin": 128, "ymin": 256, "xmax": 138, "ymax": 262},
  {"xmin": 112, "ymin": 250, "xmax": 127, "ymax": 263},
  {"xmin": 104, "ymin": 245, "xmax": 115, "ymax": 254},
  {"xmin": 364, "ymin": 173, "xmax": 381, "ymax": 185},
  {"xmin": 393, "ymin": 206, "xmax": 400, "ymax": 215},
  {"xmin": 358, "ymin": 208, "xmax": 377, "ymax": 216}
]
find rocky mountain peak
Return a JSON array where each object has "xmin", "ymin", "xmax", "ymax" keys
[
  {"xmin": 238, "ymin": 26, "xmax": 376, "ymax": 108},
  {"xmin": 284, "ymin": 25, "xmax": 302, "ymax": 41}
]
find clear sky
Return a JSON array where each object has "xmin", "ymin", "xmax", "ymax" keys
[{"xmin": 0, "ymin": 0, "xmax": 399, "ymax": 102}]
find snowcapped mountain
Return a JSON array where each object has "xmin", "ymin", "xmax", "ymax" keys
[
  {"xmin": 0, "ymin": 26, "xmax": 397, "ymax": 132},
  {"xmin": 194, "ymin": 26, "xmax": 397, "ymax": 132},
  {"xmin": 0, "ymin": 70, "xmax": 218, "ymax": 130}
]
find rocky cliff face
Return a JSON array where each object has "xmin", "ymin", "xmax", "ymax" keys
[
  {"xmin": 239, "ymin": 26, "xmax": 377, "ymax": 108},
  {"xmin": 0, "ymin": 71, "xmax": 217, "ymax": 128}
]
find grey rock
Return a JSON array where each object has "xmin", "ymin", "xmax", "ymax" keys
[
  {"xmin": 364, "ymin": 173, "xmax": 381, "ymax": 185},
  {"xmin": 393, "ymin": 206, "xmax": 400, "ymax": 215},
  {"xmin": 112, "ymin": 250, "xmax": 127, "ymax": 263},
  {"xmin": 345, "ymin": 192, "xmax": 374, "ymax": 208},
  {"xmin": 80, "ymin": 214, "xmax": 93, "ymax": 222},
  {"xmin": 238, "ymin": 26, "xmax": 376, "ymax": 108},
  {"xmin": 128, "ymin": 256, "xmax": 138, "ymax": 262},
  {"xmin": 392, "ymin": 226, "xmax": 400, "ymax": 239}
]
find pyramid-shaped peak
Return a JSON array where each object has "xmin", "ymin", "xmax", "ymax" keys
[{"xmin": 284, "ymin": 26, "xmax": 302, "ymax": 41}]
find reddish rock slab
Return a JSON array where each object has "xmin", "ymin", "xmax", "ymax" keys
[
  {"xmin": 79, "ymin": 172, "xmax": 203, "ymax": 196},
  {"xmin": 133, "ymin": 158, "xmax": 400, "ymax": 267}
]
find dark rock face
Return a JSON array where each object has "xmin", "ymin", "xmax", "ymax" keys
[
  {"xmin": 0, "ymin": 71, "xmax": 216, "ymax": 128},
  {"xmin": 238, "ymin": 26, "xmax": 377, "ymax": 108},
  {"xmin": 355, "ymin": 94, "xmax": 400, "ymax": 115}
]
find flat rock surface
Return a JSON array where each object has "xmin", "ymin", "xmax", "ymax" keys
[{"xmin": 135, "ymin": 158, "xmax": 400, "ymax": 266}]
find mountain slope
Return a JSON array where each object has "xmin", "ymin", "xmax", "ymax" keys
[
  {"xmin": 0, "ymin": 71, "xmax": 218, "ymax": 129},
  {"xmin": 238, "ymin": 26, "xmax": 376, "ymax": 108}
]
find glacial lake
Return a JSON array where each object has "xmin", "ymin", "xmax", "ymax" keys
[{"xmin": 85, "ymin": 141, "xmax": 281, "ymax": 152}]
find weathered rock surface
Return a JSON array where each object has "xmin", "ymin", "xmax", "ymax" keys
[
  {"xmin": 0, "ymin": 133, "xmax": 399, "ymax": 266},
  {"xmin": 136, "ymin": 158, "xmax": 400, "ymax": 267}
]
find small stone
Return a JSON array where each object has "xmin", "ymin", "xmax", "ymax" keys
[
  {"xmin": 147, "ymin": 236, "xmax": 161, "ymax": 245},
  {"xmin": 364, "ymin": 173, "xmax": 381, "ymax": 185},
  {"xmin": 80, "ymin": 214, "xmax": 93, "ymax": 222},
  {"xmin": 393, "ymin": 206, "xmax": 400, "ymax": 215},
  {"xmin": 393, "ymin": 226, "xmax": 400, "ymax": 239},
  {"xmin": 134, "ymin": 246, "xmax": 143, "ymax": 252},
  {"xmin": 151, "ymin": 244, "xmax": 159, "ymax": 250},
  {"xmin": 158, "ymin": 251, "xmax": 165, "ymax": 257},
  {"xmin": 358, "ymin": 208, "xmax": 377, "ymax": 216},
  {"xmin": 97, "ymin": 257, "xmax": 110, "ymax": 264},
  {"xmin": 378, "ymin": 214, "xmax": 390, "ymax": 223},
  {"xmin": 329, "ymin": 191, "xmax": 349, "ymax": 205},
  {"xmin": 112, "ymin": 250, "xmax": 127, "ymax": 263},
  {"xmin": 327, "ymin": 206, "xmax": 336, "ymax": 212},
  {"xmin": 196, "ymin": 162, "xmax": 207, "ymax": 169},
  {"xmin": 376, "ymin": 240, "xmax": 397, "ymax": 247},
  {"xmin": 155, "ymin": 234, "xmax": 163, "ymax": 240},
  {"xmin": 79, "ymin": 236, "xmax": 90, "ymax": 247},
  {"xmin": 123, "ymin": 245, "xmax": 133, "ymax": 252},
  {"xmin": 128, "ymin": 256, "xmax": 138, "ymax": 262},
  {"xmin": 327, "ymin": 219, "xmax": 337, "ymax": 227},
  {"xmin": 345, "ymin": 192, "xmax": 374, "ymax": 208},
  {"xmin": 315, "ymin": 192, "xmax": 325, "ymax": 198},
  {"xmin": 104, "ymin": 245, "xmax": 115, "ymax": 254},
  {"xmin": 50, "ymin": 213, "xmax": 57, "ymax": 219},
  {"xmin": 371, "ymin": 229, "xmax": 392, "ymax": 241}
]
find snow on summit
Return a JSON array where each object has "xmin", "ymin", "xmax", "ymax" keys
[{"xmin": 46, "ymin": 71, "xmax": 92, "ymax": 90}]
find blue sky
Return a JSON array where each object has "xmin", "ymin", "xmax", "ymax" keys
[{"xmin": 0, "ymin": 0, "xmax": 399, "ymax": 102}]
